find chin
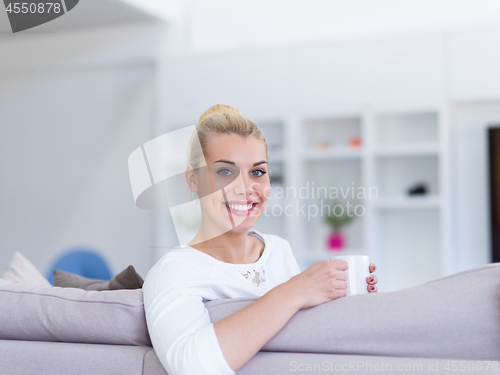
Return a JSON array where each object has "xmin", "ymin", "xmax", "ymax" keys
[
  {"xmin": 232, "ymin": 218, "xmax": 258, "ymax": 233},
  {"xmin": 233, "ymin": 221, "xmax": 255, "ymax": 231},
  {"xmin": 223, "ymin": 201, "xmax": 266, "ymax": 232}
]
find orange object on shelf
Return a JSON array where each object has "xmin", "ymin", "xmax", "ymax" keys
[{"xmin": 349, "ymin": 137, "xmax": 361, "ymax": 147}]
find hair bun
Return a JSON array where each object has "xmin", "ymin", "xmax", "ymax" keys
[{"xmin": 198, "ymin": 104, "xmax": 241, "ymax": 125}]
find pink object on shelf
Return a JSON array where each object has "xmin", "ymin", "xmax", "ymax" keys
[{"xmin": 327, "ymin": 232, "xmax": 344, "ymax": 250}]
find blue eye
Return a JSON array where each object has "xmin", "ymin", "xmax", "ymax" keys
[
  {"xmin": 252, "ymin": 169, "xmax": 267, "ymax": 177},
  {"xmin": 217, "ymin": 169, "xmax": 234, "ymax": 177}
]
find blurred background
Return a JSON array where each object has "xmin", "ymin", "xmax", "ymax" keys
[{"xmin": 2, "ymin": 0, "xmax": 500, "ymax": 292}]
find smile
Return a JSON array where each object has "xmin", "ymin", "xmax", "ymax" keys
[
  {"xmin": 225, "ymin": 203, "xmax": 256, "ymax": 211},
  {"xmin": 223, "ymin": 202, "xmax": 259, "ymax": 216}
]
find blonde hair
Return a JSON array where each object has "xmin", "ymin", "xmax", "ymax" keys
[{"xmin": 188, "ymin": 104, "xmax": 268, "ymax": 169}]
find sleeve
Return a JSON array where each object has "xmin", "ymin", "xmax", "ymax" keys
[{"xmin": 142, "ymin": 263, "xmax": 236, "ymax": 375}]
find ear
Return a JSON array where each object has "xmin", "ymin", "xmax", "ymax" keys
[{"xmin": 185, "ymin": 164, "xmax": 198, "ymax": 193}]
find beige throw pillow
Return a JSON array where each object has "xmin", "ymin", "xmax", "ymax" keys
[
  {"xmin": 2, "ymin": 251, "xmax": 51, "ymax": 286},
  {"xmin": 53, "ymin": 265, "xmax": 144, "ymax": 290}
]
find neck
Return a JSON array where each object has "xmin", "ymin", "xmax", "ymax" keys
[{"xmin": 188, "ymin": 223, "xmax": 257, "ymax": 264}]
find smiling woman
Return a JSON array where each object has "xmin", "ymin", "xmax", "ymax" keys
[{"xmin": 141, "ymin": 104, "xmax": 379, "ymax": 375}]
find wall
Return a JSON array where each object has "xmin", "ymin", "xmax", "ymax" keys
[
  {"xmin": 184, "ymin": 0, "xmax": 500, "ymax": 54},
  {"xmin": 160, "ymin": 30, "xmax": 445, "ymax": 118},
  {"xmin": 0, "ymin": 22, "xmax": 165, "ymax": 278}
]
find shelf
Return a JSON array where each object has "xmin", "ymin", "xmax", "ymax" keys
[
  {"xmin": 373, "ymin": 143, "xmax": 440, "ymax": 157},
  {"xmin": 303, "ymin": 117, "xmax": 362, "ymax": 159},
  {"xmin": 303, "ymin": 147, "xmax": 363, "ymax": 160},
  {"xmin": 374, "ymin": 154, "xmax": 439, "ymax": 197},
  {"xmin": 372, "ymin": 195, "xmax": 441, "ymax": 209},
  {"xmin": 374, "ymin": 111, "xmax": 439, "ymax": 145}
]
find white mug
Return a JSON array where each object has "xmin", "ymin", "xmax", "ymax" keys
[{"xmin": 328, "ymin": 255, "xmax": 370, "ymax": 296}]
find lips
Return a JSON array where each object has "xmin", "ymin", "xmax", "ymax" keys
[
  {"xmin": 223, "ymin": 201, "xmax": 259, "ymax": 215},
  {"xmin": 225, "ymin": 200, "xmax": 258, "ymax": 205}
]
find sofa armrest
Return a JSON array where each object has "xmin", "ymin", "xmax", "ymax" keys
[
  {"xmin": 0, "ymin": 283, "xmax": 151, "ymax": 346},
  {"xmin": 205, "ymin": 263, "xmax": 500, "ymax": 361}
]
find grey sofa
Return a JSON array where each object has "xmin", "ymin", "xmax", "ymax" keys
[
  {"xmin": 0, "ymin": 339, "xmax": 482, "ymax": 375},
  {"xmin": 1, "ymin": 262, "xmax": 500, "ymax": 375}
]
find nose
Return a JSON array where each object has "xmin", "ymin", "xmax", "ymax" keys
[{"xmin": 232, "ymin": 171, "xmax": 253, "ymax": 196}]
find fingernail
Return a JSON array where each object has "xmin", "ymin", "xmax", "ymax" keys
[
  {"xmin": 371, "ymin": 285, "xmax": 375, "ymax": 290},
  {"xmin": 370, "ymin": 277, "xmax": 374, "ymax": 282}
]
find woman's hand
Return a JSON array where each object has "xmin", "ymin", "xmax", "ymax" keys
[
  {"xmin": 367, "ymin": 263, "xmax": 378, "ymax": 293},
  {"xmin": 281, "ymin": 259, "xmax": 349, "ymax": 310}
]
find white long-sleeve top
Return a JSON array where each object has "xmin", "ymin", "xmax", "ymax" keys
[{"xmin": 142, "ymin": 230, "xmax": 302, "ymax": 375}]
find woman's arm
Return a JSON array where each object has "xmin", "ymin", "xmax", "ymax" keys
[
  {"xmin": 214, "ymin": 259, "xmax": 349, "ymax": 372},
  {"xmin": 213, "ymin": 280, "xmax": 299, "ymax": 372}
]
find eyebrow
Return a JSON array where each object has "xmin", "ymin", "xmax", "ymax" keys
[{"xmin": 213, "ymin": 159, "xmax": 268, "ymax": 167}]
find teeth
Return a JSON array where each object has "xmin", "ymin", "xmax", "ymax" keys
[{"xmin": 227, "ymin": 203, "xmax": 253, "ymax": 211}]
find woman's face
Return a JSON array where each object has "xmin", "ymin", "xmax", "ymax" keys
[{"xmin": 189, "ymin": 133, "xmax": 270, "ymax": 236}]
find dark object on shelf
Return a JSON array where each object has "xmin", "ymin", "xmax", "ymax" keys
[
  {"xmin": 488, "ymin": 126, "xmax": 500, "ymax": 263},
  {"xmin": 407, "ymin": 183, "xmax": 428, "ymax": 196}
]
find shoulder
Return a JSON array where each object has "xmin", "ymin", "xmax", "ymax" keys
[
  {"xmin": 143, "ymin": 247, "xmax": 215, "ymax": 294},
  {"xmin": 253, "ymin": 229, "xmax": 291, "ymax": 248},
  {"xmin": 251, "ymin": 230, "xmax": 294, "ymax": 257}
]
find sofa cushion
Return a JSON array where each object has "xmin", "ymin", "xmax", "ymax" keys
[
  {"xmin": 2, "ymin": 251, "xmax": 51, "ymax": 286},
  {"xmin": 206, "ymin": 262, "xmax": 500, "ymax": 361},
  {"xmin": 0, "ymin": 282, "xmax": 151, "ymax": 346},
  {"xmin": 0, "ymin": 339, "xmax": 156, "ymax": 375},
  {"xmin": 0, "ymin": 340, "xmax": 458, "ymax": 375},
  {"xmin": 53, "ymin": 266, "xmax": 144, "ymax": 290}
]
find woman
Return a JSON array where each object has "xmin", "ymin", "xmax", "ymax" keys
[{"xmin": 142, "ymin": 104, "xmax": 378, "ymax": 375}]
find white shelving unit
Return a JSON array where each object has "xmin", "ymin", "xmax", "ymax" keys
[
  {"xmin": 159, "ymin": 104, "xmax": 452, "ymax": 293},
  {"xmin": 252, "ymin": 104, "xmax": 452, "ymax": 292}
]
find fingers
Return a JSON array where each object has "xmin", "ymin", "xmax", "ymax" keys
[
  {"xmin": 367, "ymin": 284, "xmax": 378, "ymax": 293},
  {"xmin": 333, "ymin": 280, "xmax": 348, "ymax": 290},
  {"xmin": 337, "ymin": 289, "xmax": 348, "ymax": 298},
  {"xmin": 332, "ymin": 282, "xmax": 348, "ymax": 299},
  {"xmin": 366, "ymin": 274, "xmax": 378, "ymax": 285},
  {"xmin": 368, "ymin": 264, "xmax": 378, "ymax": 293},
  {"xmin": 335, "ymin": 270, "xmax": 348, "ymax": 281},
  {"xmin": 330, "ymin": 259, "xmax": 349, "ymax": 271}
]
